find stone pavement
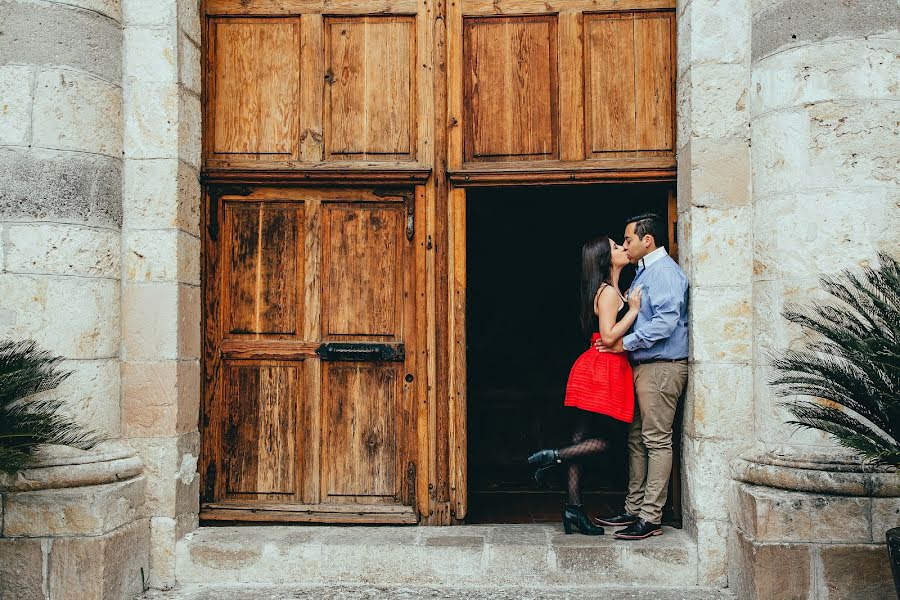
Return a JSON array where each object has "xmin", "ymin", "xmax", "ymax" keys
[{"xmin": 144, "ymin": 584, "xmax": 734, "ymax": 600}]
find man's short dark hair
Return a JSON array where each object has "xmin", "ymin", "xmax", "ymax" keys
[{"xmin": 627, "ymin": 213, "xmax": 666, "ymax": 247}]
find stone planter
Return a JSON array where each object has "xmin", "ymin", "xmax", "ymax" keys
[
  {"xmin": 0, "ymin": 443, "xmax": 150, "ymax": 599},
  {"xmin": 886, "ymin": 527, "xmax": 900, "ymax": 599}
]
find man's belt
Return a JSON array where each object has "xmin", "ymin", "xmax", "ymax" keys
[{"xmin": 630, "ymin": 357, "xmax": 688, "ymax": 367}]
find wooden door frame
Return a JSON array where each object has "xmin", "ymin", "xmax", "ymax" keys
[{"xmin": 446, "ymin": 180, "xmax": 678, "ymax": 522}]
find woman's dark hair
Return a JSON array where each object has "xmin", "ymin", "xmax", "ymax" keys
[{"xmin": 580, "ymin": 236, "xmax": 613, "ymax": 337}]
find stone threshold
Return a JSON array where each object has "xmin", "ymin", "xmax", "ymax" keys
[
  {"xmin": 144, "ymin": 583, "xmax": 734, "ymax": 600},
  {"xmin": 175, "ymin": 524, "xmax": 700, "ymax": 589}
]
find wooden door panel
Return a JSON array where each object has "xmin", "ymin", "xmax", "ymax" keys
[
  {"xmin": 223, "ymin": 361, "xmax": 301, "ymax": 499},
  {"xmin": 223, "ymin": 202, "xmax": 303, "ymax": 336},
  {"xmin": 585, "ymin": 14, "xmax": 636, "ymax": 154},
  {"xmin": 584, "ymin": 11, "xmax": 674, "ymax": 158},
  {"xmin": 634, "ymin": 12, "xmax": 674, "ymax": 152},
  {"xmin": 463, "ymin": 16, "xmax": 558, "ymax": 162},
  {"xmin": 325, "ymin": 17, "xmax": 416, "ymax": 160},
  {"xmin": 322, "ymin": 364, "xmax": 401, "ymax": 501},
  {"xmin": 209, "ymin": 18, "xmax": 301, "ymax": 160},
  {"xmin": 321, "ymin": 204, "xmax": 403, "ymax": 339}
]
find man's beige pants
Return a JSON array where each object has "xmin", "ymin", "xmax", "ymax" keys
[{"xmin": 624, "ymin": 360, "xmax": 689, "ymax": 525}]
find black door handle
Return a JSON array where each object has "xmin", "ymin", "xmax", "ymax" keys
[{"xmin": 316, "ymin": 343, "xmax": 405, "ymax": 362}]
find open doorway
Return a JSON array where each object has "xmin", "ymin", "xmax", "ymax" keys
[{"xmin": 464, "ymin": 183, "xmax": 681, "ymax": 525}]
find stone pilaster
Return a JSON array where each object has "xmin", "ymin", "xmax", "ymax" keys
[
  {"xmin": 730, "ymin": 1, "xmax": 900, "ymax": 597},
  {"xmin": 0, "ymin": 0, "xmax": 124, "ymax": 437},
  {"xmin": 120, "ymin": 0, "xmax": 203, "ymax": 589},
  {"xmin": 675, "ymin": 0, "xmax": 754, "ymax": 586}
]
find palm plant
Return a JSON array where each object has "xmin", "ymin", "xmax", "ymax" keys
[
  {"xmin": 0, "ymin": 340, "xmax": 100, "ymax": 475},
  {"xmin": 770, "ymin": 252, "xmax": 900, "ymax": 467}
]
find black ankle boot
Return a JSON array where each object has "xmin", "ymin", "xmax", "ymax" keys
[
  {"xmin": 563, "ymin": 504, "xmax": 605, "ymax": 535},
  {"xmin": 527, "ymin": 449, "xmax": 561, "ymax": 485}
]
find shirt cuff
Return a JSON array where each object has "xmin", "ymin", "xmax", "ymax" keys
[{"xmin": 623, "ymin": 333, "xmax": 637, "ymax": 351}]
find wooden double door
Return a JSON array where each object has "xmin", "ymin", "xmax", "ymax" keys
[
  {"xmin": 202, "ymin": 187, "xmax": 421, "ymax": 523},
  {"xmin": 200, "ymin": 0, "xmax": 676, "ymax": 523}
]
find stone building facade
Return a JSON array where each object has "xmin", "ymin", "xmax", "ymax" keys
[{"xmin": 0, "ymin": 0, "xmax": 897, "ymax": 598}]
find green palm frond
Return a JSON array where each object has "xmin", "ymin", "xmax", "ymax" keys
[
  {"xmin": 0, "ymin": 340, "xmax": 101, "ymax": 475},
  {"xmin": 770, "ymin": 252, "xmax": 900, "ymax": 468}
]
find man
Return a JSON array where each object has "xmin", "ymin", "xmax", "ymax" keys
[{"xmin": 595, "ymin": 213, "xmax": 689, "ymax": 540}]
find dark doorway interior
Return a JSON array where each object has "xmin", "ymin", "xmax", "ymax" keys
[{"xmin": 465, "ymin": 183, "xmax": 680, "ymax": 525}]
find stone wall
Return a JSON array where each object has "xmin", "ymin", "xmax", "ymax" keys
[
  {"xmin": 675, "ymin": 0, "xmax": 755, "ymax": 587},
  {"xmin": 119, "ymin": 0, "xmax": 203, "ymax": 589}
]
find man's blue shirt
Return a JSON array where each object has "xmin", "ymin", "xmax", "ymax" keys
[{"xmin": 623, "ymin": 248, "xmax": 689, "ymax": 361}]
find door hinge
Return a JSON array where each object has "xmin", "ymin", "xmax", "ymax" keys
[
  {"xmin": 405, "ymin": 194, "xmax": 414, "ymax": 241},
  {"xmin": 206, "ymin": 184, "xmax": 252, "ymax": 242}
]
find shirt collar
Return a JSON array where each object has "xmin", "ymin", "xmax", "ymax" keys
[{"xmin": 638, "ymin": 247, "xmax": 667, "ymax": 271}]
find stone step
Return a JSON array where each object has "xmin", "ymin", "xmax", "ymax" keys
[
  {"xmin": 176, "ymin": 525, "xmax": 699, "ymax": 588},
  {"xmin": 145, "ymin": 583, "xmax": 734, "ymax": 600}
]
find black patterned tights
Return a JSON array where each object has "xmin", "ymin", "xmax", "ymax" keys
[{"xmin": 558, "ymin": 412, "xmax": 608, "ymax": 505}]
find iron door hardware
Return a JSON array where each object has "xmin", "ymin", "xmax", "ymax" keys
[{"xmin": 315, "ymin": 343, "xmax": 405, "ymax": 362}]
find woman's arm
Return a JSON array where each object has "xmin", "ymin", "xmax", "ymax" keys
[{"xmin": 597, "ymin": 285, "xmax": 641, "ymax": 347}]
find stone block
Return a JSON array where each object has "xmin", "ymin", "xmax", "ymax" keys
[
  {"xmin": 126, "ymin": 433, "xmax": 200, "ymax": 518},
  {"xmin": 32, "ymin": 69, "xmax": 123, "ymax": 158},
  {"xmin": 683, "ymin": 63, "xmax": 749, "ymax": 140},
  {"xmin": 123, "ymin": 283, "xmax": 179, "ymax": 360},
  {"xmin": 682, "ymin": 438, "xmax": 747, "ymax": 521},
  {"xmin": 180, "ymin": 33, "xmax": 202, "ymax": 94},
  {"xmin": 682, "ymin": 137, "xmax": 751, "ymax": 209},
  {"xmin": 4, "ymin": 476, "xmax": 145, "ymax": 537},
  {"xmin": 149, "ymin": 516, "xmax": 178, "ymax": 589},
  {"xmin": 728, "ymin": 528, "xmax": 812, "ymax": 600},
  {"xmin": 0, "ymin": 65, "xmax": 35, "ymax": 146},
  {"xmin": 122, "ymin": 361, "xmax": 178, "ymax": 438},
  {"xmin": 178, "ymin": 284, "xmax": 202, "ymax": 360},
  {"xmin": 179, "ymin": 89, "xmax": 202, "ymax": 169},
  {"xmin": 683, "ymin": 363, "xmax": 753, "ymax": 441},
  {"xmin": 554, "ymin": 545, "xmax": 621, "ymax": 574},
  {"xmin": 48, "ymin": 518, "xmax": 150, "ymax": 600},
  {"xmin": 125, "ymin": 229, "xmax": 189, "ymax": 283},
  {"xmin": 53, "ymin": 1, "xmax": 122, "ymax": 21},
  {"xmin": 0, "ymin": 273, "xmax": 120, "ymax": 359},
  {"xmin": 124, "ymin": 81, "xmax": 179, "ymax": 159},
  {"xmin": 751, "ymin": 38, "xmax": 900, "ymax": 116},
  {"xmin": 3, "ymin": 223, "xmax": 120, "ymax": 278},
  {"xmin": 0, "ymin": 1, "xmax": 122, "ymax": 82},
  {"xmin": 125, "ymin": 26, "xmax": 178, "ymax": 84},
  {"xmin": 0, "ymin": 537, "xmax": 47, "ymax": 600},
  {"xmin": 619, "ymin": 542, "xmax": 697, "ymax": 586},
  {"xmin": 753, "ymin": 188, "xmax": 899, "ymax": 281},
  {"xmin": 0, "ymin": 147, "xmax": 122, "ymax": 227},
  {"xmin": 122, "ymin": 360, "xmax": 199, "ymax": 437},
  {"xmin": 818, "ymin": 544, "xmax": 894, "ymax": 600},
  {"xmin": 733, "ymin": 483, "xmax": 872, "ymax": 543},
  {"xmin": 179, "ymin": 0, "xmax": 202, "ymax": 44},
  {"xmin": 872, "ymin": 498, "xmax": 900, "ymax": 541},
  {"xmin": 684, "ymin": 206, "xmax": 752, "ymax": 287},
  {"xmin": 752, "ymin": 0, "xmax": 900, "ymax": 62},
  {"xmin": 689, "ymin": 286, "xmax": 752, "ymax": 363},
  {"xmin": 54, "ymin": 358, "xmax": 122, "ymax": 438},
  {"xmin": 675, "ymin": 67, "xmax": 692, "ymax": 151},
  {"xmin": 122, "ymin": 159, "xmax": 200, "ymax": 235},
  {"xmin": 122, "ymin": 0, "xmax": 177, "ymax": 26},
  {"xmin": 751, "ymin": 102, "xmax": 900, "ymax": 196},
  {"xmin": 683, "ymin": 0, "xmax": 751, "ymax": 65},
  {"xmin": 693, "ymin": 519, "xmax": 729, "ymax": 587}
]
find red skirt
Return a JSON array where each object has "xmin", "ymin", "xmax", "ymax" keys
[{"xmin": 564, "ymin": 333, "xmax": 635, "ymax": 423}]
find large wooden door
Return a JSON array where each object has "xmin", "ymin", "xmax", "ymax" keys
[{"xmin": 201, "ymin": 187, "xmax": 420, "ymax": 523}]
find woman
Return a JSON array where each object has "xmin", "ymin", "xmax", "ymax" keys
[{"xmin": 527, "ymin": 236, "xmax": 641, "ymax": 535}]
